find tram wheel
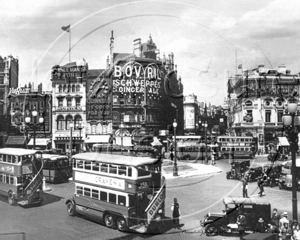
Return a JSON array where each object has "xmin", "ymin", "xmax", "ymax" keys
[
  {"xmin": 67, "ymin": 202, "xmax": 76, "ymax": 216},
  {"xmin": 104, "ymin": 213, "xmax": 115, "ymax": 228},
  {"xmin": 7, "ymin": 191, "xmax": 16, "ymax": 205},
  {"xmin": 117, "ymin": 217, "xmax": 127, "ymax": 232}
]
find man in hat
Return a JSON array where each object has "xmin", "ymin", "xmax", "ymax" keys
[
  {"xmin": 279, "ymin": 212, "xmax": 289, "ymax": 229},
  {"xmin": 242, "ymin": 178, "xmax": 248, "ymax": 198},
  {"xmin": 255, "ymin": 218, "xmax": 267, "ymax": 233},
  {"xmin": 236, "ymin": 211, "xmax": 247, "ymax": 237},
  {"xmin": 271, "ymin": 208, "xmax": 281, "ymax": 230}
]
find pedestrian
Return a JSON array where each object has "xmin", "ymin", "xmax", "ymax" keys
[
  {"xmin": 255, "ymin": 218, "xmax": 267, "ymax": 233},
  {"xmin": 271, "ymin": 208, "xmax": 281, "ymax": 230},
  {"xmin": 236, "ymin": 211, "xmax": 246, "ymax": 237},
  {"xmin": 279, "ymin": 212, "xmax": 289, "ymax": 229},
  {"xmin": 242, "ymin": 178, "xmax": 248, "ymax": 198},
  {"xmin": 293, "ymin": 223, "xmax": 300, "ymax": 240},
  {"xmin": 257, "ymin": 176, "xmax": 265, "ymax": 197},
  {"xmin": 280, "ymin": 222, "xmax": 292, "ymax": 240},
  {"xmin": 170, "ymin": 151, "xmax": 174, "ymax": 161},
  {"xmin": 171, "ymin": 198, "xmax": 181, "ymax": 229}
]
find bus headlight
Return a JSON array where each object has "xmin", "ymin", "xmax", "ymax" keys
[{"xmin": 158, "ymin": 209, "xmax": 162, "ymax": 214}]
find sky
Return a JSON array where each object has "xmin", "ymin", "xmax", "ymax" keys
[{"xmin": 1, "ymin": 0, "xmax": 300, "ymax": 105}]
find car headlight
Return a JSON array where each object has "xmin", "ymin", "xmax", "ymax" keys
[{"xmin": 158, "ymin": 209, "xmax": 162, "ymax": 214}]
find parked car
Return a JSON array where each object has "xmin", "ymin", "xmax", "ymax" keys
[
  {"xmin": 226, "ymin": 160, "xmax": 250, "ymax": 180},
  {"xmin": 263, "ymin": 163, "xmax": 282, "ymax": 187},
  {"xmin": 277, "ymin": 160, "xmax": 300, "ymax": 190},
  {"xmin": 267, "ymin": 151, "xmax": 288, "ymax": 162},
  {"xmin": 201, "ymin": 197, "xmax": 271, "ymax": 236},
  {"xmin": 244, "ymin": 165, "xmax": 263, "ymax": 182}
]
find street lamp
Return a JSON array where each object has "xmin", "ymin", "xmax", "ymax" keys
[
  {"xmin": 203, "ymin": 121, "xmax": 208, "ymax": 164},
  {"xmin": 69, "ymin": 121, "xmax": 74, "ymax": 160},
  {"xmin": 173, "ymin": 119, "xmax": 178, "ymax": 176},
  {"xmin": 198, "ymin": 120, "xmax": 202, "ymax": 135},
  {"xmin": 282, "ymin": 99, "xmax": 300, "ymax": 223},
  {"xmin": 76, "ymin": 122, "xmax": 84, "ymax": 153},
  {"xmin": 25, "ymin": 109, "xmax": 44, "ymax": 150}
]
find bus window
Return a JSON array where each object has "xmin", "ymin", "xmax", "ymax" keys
[
  {"xmin": 100, "ymin": 191, "xmax": 107, "ymax": 201},
  {"xmin": 0, "ymin": 173, "xmax": 2, "ymax": 182},
  {"xmin": 128, "ymin": 167, "xmax": 132, "ymax": 177},
  {"xmin": 10, "ymin": 176, "xmax": 14, "ymax": 185},
  {"xmin": 118, "ymin": 195, "xmax": 126, "ymax": 206},
  {"xmin": 109, "ymin": 193, "xmax": 116, "ymax": 204},
  {"xmin": 6, "ymin": 175, "xmax": 9, "ymax": 184},
  {"xmin": 84, "ymin": 162, "xmax": 92, "ymax": 170},
  {"xmin": 118, "ymin": 166, "xmax": 126, "ymax": 176},
  {"xmin": 77, "ymin": 160, "xmax": 84, "ymax": 169},
  {"xmin": 137, "ymin": 166, "xmax": 150, "ymax": 177},
  {"xmin": 84, "ymin": 187, "xmax": 91, "ymax": 197},
  {"xmin": 92, "ymin": 162, "xmax": 100, "ymax": 172},
  {"xmin": 3, "ymin": 155, "xmax": 6, "ymax": 162},
  {"xmin": 76, "ymin": 186, "xmax": 83, "ymax": 195},
  {"xmin": 241, "ymin": 148, "xmax": 244, "ymax": 151},
  {"xmin": 92, "ymin": 189, "xmax": 99, "ymax": 199},
  {"xmin": 109, "ymin": 165, "xmax": 117, "ymax": 174},
  {"xmin": 101, "ymin": 164, "xmax": 108, "ymax": 173}
]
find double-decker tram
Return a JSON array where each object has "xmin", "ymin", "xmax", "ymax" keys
[
  {"xmin": 217, "ymin": 136, "xmax": 255, "ymax": 159},
  {"xmin": 0, "ymin": 148, "xmax": 44, "ymax": 206},
  {"xmin": 42, "ymin": 154, "xmax": 72, "ymax": 183},
  {"xmin": 66, "ymin": 153, "xmax": 165, "ymax": 233}
]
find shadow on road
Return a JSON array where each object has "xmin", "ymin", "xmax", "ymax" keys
[{"xmin": 40, "ymin": 192, "xmax": 63, "ymax": 206}]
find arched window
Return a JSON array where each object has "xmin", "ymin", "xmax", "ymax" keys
[
  {"xmin": 67, "ymin": 85, "xmax": 71, "ymax": 93},
  {"xmin": 76, "ymin": 85, "xmax": 80, "ymax": 92},
  {"xmin": 58, "ymin": 85, "xmax": 63, "ymax": 93},
  {"xmin": 63, "ymin": 85, "xmax": 67, "ymax": 92},
  {"xmin": 276, "ymin": 98, "xmax": 284, "ymax": 108},
  {"xmin": 263, "ymin": 98, "xmax": 273, "ymax": 107},
  {"xmin": 57, "ymin": 115, "xmax": 64, "ymax": 130},
  {"xmin": 65, "ymin": 115, "xmax": 73, "ymax": 130},
  {"xmin": 74, "ymin": 115, "xmax": 82, "ymax": 128},
  {"xmin": 72, "ymin": 85, "xmax": 75, "ymax": 92}
]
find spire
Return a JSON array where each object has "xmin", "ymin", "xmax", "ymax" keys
[
  {"xmin": 110, "ymin": 30, "xmax": 114, "ymax": 66},
  {"xmin": 204, "ymin": 102, "xmax": 208, "ymax": 116}
]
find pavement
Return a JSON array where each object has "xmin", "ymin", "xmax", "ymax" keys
[{"xmin": 162, "ymin": 159, "xmax": 222, "ymax": 179}]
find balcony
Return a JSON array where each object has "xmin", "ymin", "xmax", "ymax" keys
[{"xmin": 54, "ymin": 106, "xmax": 83, "ymax": 112}]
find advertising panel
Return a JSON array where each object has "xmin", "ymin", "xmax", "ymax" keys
[{"xmin": 184, "ymin": 106, "xmax": 195, "ymax": 129}]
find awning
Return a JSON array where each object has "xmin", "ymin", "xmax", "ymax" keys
[
  {"xmin": 28, "ymin": 138, "xmax": 51, "ymax": 146},
  {"xmin": 85, "ymin": 135, "xmax": 111, "ymax": 144},
  {"xmin": 278, "ymin": 137, "xmax": 290, "ymax": 146},
  {"xmin": 5, "ymin": 136, "xmax": 27, "ymax": 145}
]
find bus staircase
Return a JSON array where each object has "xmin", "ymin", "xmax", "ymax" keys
[
  {"xmin": 129, "ymin": 180, "xmax": 166, "ymax": 233},
  {"xmin": 18, "ymin": 160, "xmax": 44, "ymax": 206}
]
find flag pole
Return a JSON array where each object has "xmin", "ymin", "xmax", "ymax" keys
[
  {"xmin": 235, "ymin": 50, "xmax": 237, "ymax": 75},
  {"xmin": 69, "ymin": 25, "xmax": 71, "ymax": 63}
]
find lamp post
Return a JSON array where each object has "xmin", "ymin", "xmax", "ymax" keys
[
  {"xmin": 203, "ymin": 121, "xmax": 208, "ymax": 164},
  {"xmin": 69, "ymin": 121, "xmax": 74, "ymax": 160},
  {"xmin": 198, "ymin": 120, "xmax": 202, "ymax": 136},
  {"xmin": 282, "ymin": 100, "xmax": 300, "ymax": 223},
  {"xmin": 25, "ymin": 109, "xmax": 44, "ymax": 150},
  {"xmin": 173, "ymin": 119, "xmax": 178, "ymax": 176},
  {"xmin": 76, "ymin": 122, "xmax": 84, "ymax": 153}
]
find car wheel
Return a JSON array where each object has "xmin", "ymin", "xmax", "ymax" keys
[
  {"xmin": 205, "ymin": 224, "xmax": 218, "ymax": 236},
  {"xmin": 117, "ymin": 217, "xmax": 127, "ymax": 232},
  {"xmin": 7, "ymin": 191, "xmax": 16, "ymax": 205},
  {"xmin": 67, "ymin": 202, "xmax": 76, "ymax": 216},
  {"xmin": 104, "ymin": 213, "xmax": 115, "ymax": 228},
  {"xmin": 226, "ymin": 172, "xmax": 230, "ymax": 179}
]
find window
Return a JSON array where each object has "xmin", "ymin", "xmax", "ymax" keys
[
  {"xmin": 277, "ymin": 110, "xmax": 283, "ymax": 123},
  {"xmin": 128, "ymin": 167, "xmax": 132, "ymax": 177},
  {"xmin": 92, "ymin": 189, "xmax": 99, "ymax": 199},
  {"xmin": 58, "ymin": 98, "xmax": 63, "ymax": 107},
  {"xmin": 65, "ymin": 116, "xmax": 73, "ymax": 130},
  {"xmin": 0, "ymin": 174, "xmax": 2, "ymax": 182},
  {"xmin": 7, "ymin": 155, "xmax": 12, "ymax": 163},
  {"xmin": 109, "ymin": 193, "xmax": 116, "ymax": 204},
  {"xmin": 72, "ymin": 85, "xmax": 75, "ymax": 92},
  {"xmin": 84, "ymin": 188, "xmax": 91, "ymax": 197},
  {"xmin": 76, "ymin": 160, "xmax": 84, "ymax": 169},
  {"xmin": 118, "ymin": 195, "xmax": 126, "ymax": 206},
  {"xmin": 57, "ymin": 115, "xmax": 64, "ymax": 130},
  {"xmin": 101, "ymin": 164, "xmax": 108, "ymax": 173},
  {"xmin": 137, "ymin": 166, "xmax": 150, "ymax": 177},
  {"xmin": 109, "ymin": 165, "xmax": 117, "ymax": 174},
  {"xmin": 265, "ymin": 110, "xmax": 271, "ymax": 123},
  {"xmin": 67, "ymin": 85, "xmax": 71, "ymax": 92},
  {"xmin": 10, "ymin": 176, "xmax": 14, "ymax": 185},
  {"xmin": 76, "ymin": 186, "xmax": 83, "ymax": 195},
  {"xmin": 76, "ymin": 98, "xmax": 81, "ymax": 107},
  {"xmin": 119, "ymin": 98, "xmax": 125, "ymax": 105},
  {"xmin": 92, "ymin": 162, "xmax": 100, "ymax": 171},
  {"xmin": 245, "ymin": 100, "xmax": 253, "ymax": 106},
  {"xmin": 67, "ymin": 98, "xmax": 72, "ymax": 107},
  {"xmin": 100, "ymin": 191, "xmax": 107, "ymax": 201},
  {"xmin": 6, "ymin": 175, "xmax": 9, "ymax": 184},
  {"xmin": 118, "ymin": 166, "xmax": 126, "ymax": 176},
  {"xmin": 84, "ymin": 162, "xmax": 92, "ymax": 170},
  {"xmin": 59, "ymin": 85, "xmax": 63, "ymax": 93},
  {"xmin": 76, "ymin": 85, "xmax": 80, "ymax": 92}
]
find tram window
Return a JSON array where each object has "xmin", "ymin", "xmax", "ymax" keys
[
  {"xmin": 128, "ymin": 167, "xmax": 132, "ymax": 177},
  {"xmin": 84, "ymin": 188, "xmax": 91, "ymax": 197},
  {"xmin": 109, "ymin": 193, "xmax": 116, "ymax": 204},
  {"xmin": 77, "ymin": 186, "xmax": 83, "ymax": 195},
  {"xmin": 92, "ymin": 189, "xmax": 99, "ymax": 199},
  {"xmin": 118, "ymin": 195, "xmax": 126, "ymax": 206},
  {"xmin": 100, "ymin": 191, "xmax": 107, "ymax": 201},
  {"xmin": 118, "ymin": 166, "xmax": 126, "ymax": 176},
  {"xmin": 92, "ymin": 162, "xmax": 100, "ymax": 172},
  {"xmin": 109, "ymin": 165, "xmax": 117, "ymax": 174},
  {"xmin": 101, "ymin": 164, "xmax": 108, "ymax": 173}
]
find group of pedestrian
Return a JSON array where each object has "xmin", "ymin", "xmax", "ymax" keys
[{"xmin": 241, "ymin": 173, "xmax": 266, "ymax": 198}]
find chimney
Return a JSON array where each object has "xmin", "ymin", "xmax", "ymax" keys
[{"xmin": 133, "ymin": 38, "xmax": 141, "ymax": 57}]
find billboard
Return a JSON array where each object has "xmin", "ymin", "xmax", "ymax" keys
[{"xmin": 184, "ymin": 106, "xmax": 195, "ymax": 129}]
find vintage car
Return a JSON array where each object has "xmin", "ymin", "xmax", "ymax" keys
[
  {"xmin": 244, "ymin": 165, "xmax": 263, "ymax": 182},
  {"xmin": 263, "ymin": 163, "xmax": 282, "ymax": 187},
  {"xmin": 226, "ymin": 160, "xmax": 250, "ymax": 180},
  {"xmin": 201, "ymin": 197, "xmax": 271, "ymax": 236},
  {"xmin": 277, "ymin": 160, "xmax": 300, "ymax": 190},
  {"xmin": 267, "ymin": 151, "xmax": 288, "ymax": 162}
]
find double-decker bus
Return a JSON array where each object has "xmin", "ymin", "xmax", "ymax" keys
[
  {"xmin": 66, "ymin": 153, "xmax": 165, "ymax": 233},
  {"xmin": 42, "ymin": 154, "xmax": 72, "ymax": 183},
  {"xmin": 0, "ymin": 148, "xmax": 43, "ymax": 206},
  {"xmin": 217, "ymin": 136, "xmax": 255, "ymax": 159}
]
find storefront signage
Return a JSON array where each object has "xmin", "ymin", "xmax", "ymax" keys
[
  {"xmin": 146, "ymin": 182, "xmax": 165, "ymax": 223},
  {"xmin": 113, "ymin": 79, "xmax": 160, "ymax": 95},
  {"xmin": 51, "ymin": 65, "xmax": 87, "ymax": 81},
  {"xmin": 56, "ymin": 106, "xmax": 82, "ymax": 111},
  {"xmin": 184, "ymin": 106, "xmax": 195, "ymax": 129},
  {"xmin": 114, "ymin": 64, "xmax": 161, "ymax": 80},
  {"xmin": 75, "ymin": 171, "xmax": 125, "ymax": 190},
  {"xmin": 8, "ymin": 87, "xmax": 30, "ymax": 95}
]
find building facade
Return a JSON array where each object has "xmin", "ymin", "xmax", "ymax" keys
[
  {"xmin": 227, "ymin": 64, "xmax": 299, "ymax": 152},
  {"xmin": 51, "ymin": 62, "xmax": 87, "ymax": 153}
]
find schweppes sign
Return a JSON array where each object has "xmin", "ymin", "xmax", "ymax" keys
[{"xmin": 145, "ymin": 182, "xmax": 166, "ymax": 224}]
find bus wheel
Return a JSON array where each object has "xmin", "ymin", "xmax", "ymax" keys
[
  {"xmin": 67, "ymin": 202, "xmax": 76, "ymax": 216},
  {"xmin": 7, "ymin": 191, "xmax": 16, "ymax": 205},
  {"xmin": 104, "ymin": 213, "xmax": 115, "ymax": 228},
  {"xmin": 117, "ymin": 217, "xmax": 127, "ymax": 232}
]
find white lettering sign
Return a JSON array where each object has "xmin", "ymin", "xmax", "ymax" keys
[
  {"xmin": 75, "ymin": 171, "xmax": 125, "ymax": 190},
  {"xmin": 146, "ymin": 182, "xmax": 166, "ymax": 223}
]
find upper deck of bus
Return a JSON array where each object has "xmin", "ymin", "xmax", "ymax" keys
[
  {"xmin": 0, "ymin": 148, "xmax": 41, "ymax": 156},
  {"xmin": 217, "ymin": 136, "xmax": 253, "ymax": 142},
  {"xmin": 72, "ymin": 152, "xmax": 160, "ymax": 167}
]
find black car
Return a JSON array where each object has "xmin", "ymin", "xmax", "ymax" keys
[
  {"xmin": 263, "ymin": 163, "xmax": 282, "ymax": 187},
  {"xmin": 201, "ymin": 197, "xmax": 271, "ymax": 236},
  {"xmin": 226, "ymin": 160, "xmax": 250, "ymax": 180},
  {"xmin": 244, "ymin": 165, "xmax": 263, "ymax": 182}
]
